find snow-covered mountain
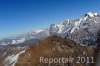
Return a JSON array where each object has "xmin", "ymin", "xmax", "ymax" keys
[
  {"xmin": 50, "ymin": 12, "xmax": 100, "ymax": 36},
  {"xmin": 0, "ymin": 12, "xmax": 100, "ymax": 66},
  {"xmin": 50, "ymin": 12, "xmax": 100, "ymax": 47},
  {"xmin": 0, "ymin": 29, "xmax": 50, "ymax": 45},
  {"xmin": 0, "ymin": 12, "xmax": 100, "ymax": 47}
]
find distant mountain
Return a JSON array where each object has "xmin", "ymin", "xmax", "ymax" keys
[
  {"xmin": 0, "ymin": 12, "xmax": 100, "ymax": 47},
  {"xmin": 50, "ymin": 12, "xmax": 100, "ymax": 47},
  {"xmin": 0, "ymin": 29, "xmax": 50, "ymax": 45},
  {"xmin": 50, "ymin": 12, "xmax": 100, "ymax": 36}
]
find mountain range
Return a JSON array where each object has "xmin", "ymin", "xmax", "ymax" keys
[
  {"xmin": 0, "ymin": 12, "xmax": 100, "ymax": 66},
  {"xmin": 0, "ymin": 12, "xmax": 100, "ymax": 47}
]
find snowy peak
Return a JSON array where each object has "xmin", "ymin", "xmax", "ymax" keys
[
  {"xmin": 50, "ymin": 12, "xmax": 100, "ymax": 37},
  {"xmin": 85, "ymin": 12, "xmax": 98, "ymax": 17}
]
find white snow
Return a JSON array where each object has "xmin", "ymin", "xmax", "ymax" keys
[
  {"xmin": 64, "ymin": 28, "xmax": 72, "ymax": 33},
  {"xmin": 70, "ymin": 27, "xmax": 76, "ymax": 33},
  {"xmin": 4, "ymin": 50, "xmax": 25, "ymax": 66},
  {"xmin": 94, "ymin": 20, "xmax": 98, "ymax": 23},
  {"xmin": 11, "ymin": 38, "xmax": 26, "ymax": 44},
  {"xmin": 83, "ymin": 15, "xmax": 88, "ymax": 21},
  {"xmin": 16, "ymin": 38, "xmax": 26, "ymax": 43},
  {"xmin": 75, "ymin": 21, "xmax": 80, "ymax": 26},
  {"xmin": 70, "ymin": 20, "xmax": 80, "ymax": 33},
  {"xmin": 94, "ymin": 13, "xmax": 98, "ymax": 16},
  {"xmin": 12, "ymin": 40, "xmax": 16, "ymax": 44},
  {"xmin": 3, "ymin": 52, "xmax": 7, "ymax": 56},
  {"xmin": 1, "ymin": 42, "xmax": 7, "ymax": 45},
  {"xmin": 87, "ymin": 12, "xmax": 98, "ymax": 17},
  {"xmin": 87, "ymin": 12, "xmax": 94, "ymax": 17},
  {"xmin": 67, "ymin": 19, "xmax": 70, "ymax": 24},
  {"xmin": 56, "ymin": 24, "xmax": 64, "ymax": 33}
]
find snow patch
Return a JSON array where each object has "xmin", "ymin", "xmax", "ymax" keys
[
  {"xmin": 70, "ymin": 21, "xmax": 80, "ymax": 33},
  {"xmin": 94, "ymin": 13, "xmax": 98, "ymax": 16},
  {"xmin": 4, "ymin": 50, "xmax": 25, "ymax": 66},
  {"xmin": 87, "ymin": 12, "xmax": 94, "ymax": 17},
  {"xmin": 56, "ymin": 24, "xmax": 64, "ymax": 33},
  {"xmin": 87, "ymin": 12, "xmax": 98, "ymax": 17}
]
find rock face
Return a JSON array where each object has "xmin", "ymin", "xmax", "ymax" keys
[{"xmin": 15, "ymin": 36, "xmax": 95, "ymax": 66}]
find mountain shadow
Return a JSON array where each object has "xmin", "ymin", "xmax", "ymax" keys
[{"xmin": 95, "ymin": 30, "xmax": 100, "ymax": 66}]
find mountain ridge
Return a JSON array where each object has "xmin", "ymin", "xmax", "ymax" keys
[
  {"xmin": 0, "ymin": 12, "xmax": 100, "ymax": 47},
  {"xmin": 15, "ymin": 35, "xmax": 95, "ymax": 66}
]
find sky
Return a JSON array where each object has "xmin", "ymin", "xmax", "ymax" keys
[{"xmin": 0, "ymin": 0, "xmax": 100, "ymax": 38}]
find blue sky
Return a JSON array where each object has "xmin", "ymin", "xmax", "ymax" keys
[{"xmin": 0, "ymin": 0, "xmax": 100, "ymax": 38}]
